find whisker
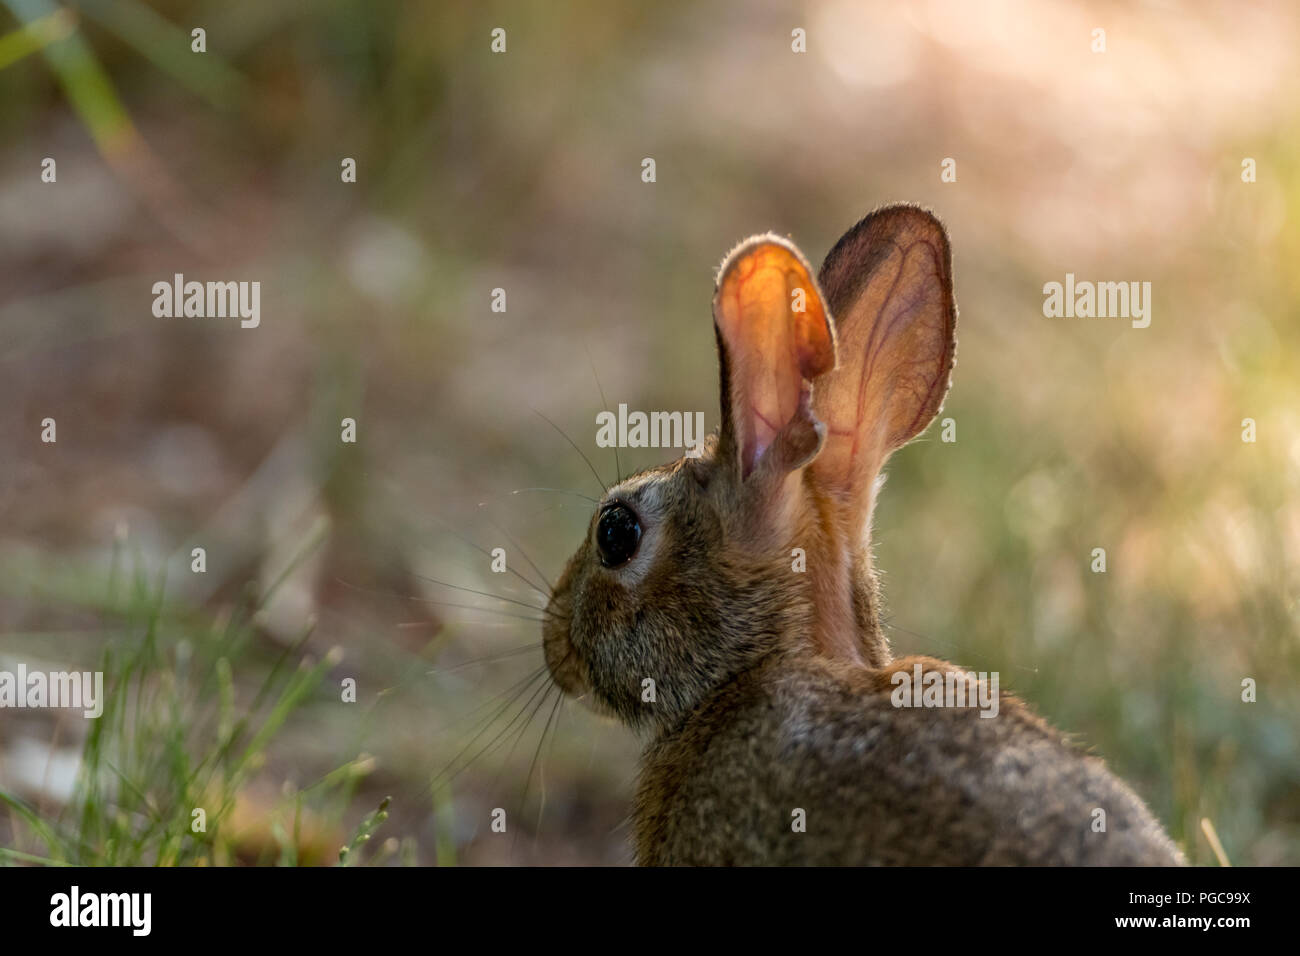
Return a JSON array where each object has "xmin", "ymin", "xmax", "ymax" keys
[
  {"xmin": 426, "ymin": 645, "xmax": 542, "ymax": 674},
  {"xmin": 489, "ymin": 681, "xmax": 559, "ymax": 821},
  {"xmin": 586, "ymin": 343, "xmax": 621, "ymax": 484},
  {"xmin": 426, "ymin": 668, "xmax": 555, "ymax": 792},
  {"xmin": 517, "ymin": 503, "xmax": 565, "ymax": 522},
  {"xmin": 418, "ymin": 651, "xmax": 571, "ymax": 815},
  {"xmin": 479, "ymin": 506, "xmax": 554, "ymax": 595},
  {"xmin": 333, "ymin": 577, "xmax": 547, "ymax": 622},
  {"xmin": 431, "ymin": 665, "xmax": 550, "ymax": 736},
  {"xmin": 510, "ymin": 487, "xmax": 599, "ymax": 505},
  {"xmin": 425, "ymin": 603, "xmax": 544, "ymax": 623},
  {"xmin": 413, "ymin": 574, "xmax": 550, "ymax": 613},
  {"xmin": 536, "ymin": 697, "xmax": 565, "ymax": 836},
  {"xmin": 419, "ymin": 617, "xmax": 536, "ymax": 631},
  {"xmin": 532, "ymin": 407, "xmax": 609, "ymax": 496},
  {"xmin": 514, "ymin": 688, "xmax": 564, "ymax": 856},
  {"xmin": 424, "ymin": 511, "xmax": 552, "ymax": 600},
  {"xmin": 439, "ymin": 676, "xmax": 556, "ymax": 792}
]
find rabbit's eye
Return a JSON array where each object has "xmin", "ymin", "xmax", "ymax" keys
[{"xmin": 596, "ymin": 504, "xmax": 642, "ymax": 568}]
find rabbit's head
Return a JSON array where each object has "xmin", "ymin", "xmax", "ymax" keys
[{"xmin": 544, "ymin": 205, "xmax": 956, "ymax": 733}]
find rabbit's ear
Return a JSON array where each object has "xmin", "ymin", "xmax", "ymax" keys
[
  {"xmin": 811, "ymin": 206, "xmax": 956, "ymax": 530},
  {"xmin": 712, "ymin": 235, "xmax": 837, "ymax": 483}
]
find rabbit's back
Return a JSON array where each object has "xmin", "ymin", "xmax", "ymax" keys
[{"xmin": 634, "ymin": 652, "xmax": 1184, "ymax": 865}]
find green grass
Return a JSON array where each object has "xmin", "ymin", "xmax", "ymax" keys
[{"xmin": 0, "ymin": 534, "xmax": 394, "ymax": 867}]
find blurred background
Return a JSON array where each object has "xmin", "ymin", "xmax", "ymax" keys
[{"xmin": 0, "ymin": 0, "xmax": 1297, "ymax": 865}]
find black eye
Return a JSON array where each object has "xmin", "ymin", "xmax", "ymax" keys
[{"xmin": 596, "ymin": 504, "xmax": 642, "ymax": 568}]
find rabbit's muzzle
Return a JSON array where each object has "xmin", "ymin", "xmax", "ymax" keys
[{"xmin": 542, "ymin": 579, "xmax": 586, "ymax": 700}]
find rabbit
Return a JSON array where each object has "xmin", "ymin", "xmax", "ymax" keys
[{"xmin": 542, "ymin": 204, "xmax": 1185, "ymax": 865}]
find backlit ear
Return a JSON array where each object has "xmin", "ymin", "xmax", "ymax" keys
[
  {"xmin": 712, "ymin": 236, "xmax": 837, "ymax": 481},
  {"xmin": 811, "ymin": 206, "xmax": 956, "ymax": 530}
]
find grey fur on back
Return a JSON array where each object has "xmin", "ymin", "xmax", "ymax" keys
[{"xmin": 634, "ymin": 651, "xmax": 1185, "ymax": 865}]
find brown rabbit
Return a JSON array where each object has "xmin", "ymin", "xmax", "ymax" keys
[{"xmin": 542, "ymin": 204, "xmax": 1184, "ymax": 865}]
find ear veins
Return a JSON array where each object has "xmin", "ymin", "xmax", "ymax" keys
[
  {"xmin": 713, "ymin": 236, "xmax": 836, "ymax": 480},
  {"xmin": 845, "ymin": 237, "xmax": 945, "ymax": 478},
  {"xmin": 755, "ymin": 388, "xmax": 824, "ymax": 474},
  {"xmin": 813, "ymin": 212, "xmax": 955, "ymax": 522},
  {"xmin": 879, "ymin": 242, "xmax": 950, "ymax": 448},
  {"xmin": 739, "ymin": 387, "xmax": 825, "ymax": 552}
]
